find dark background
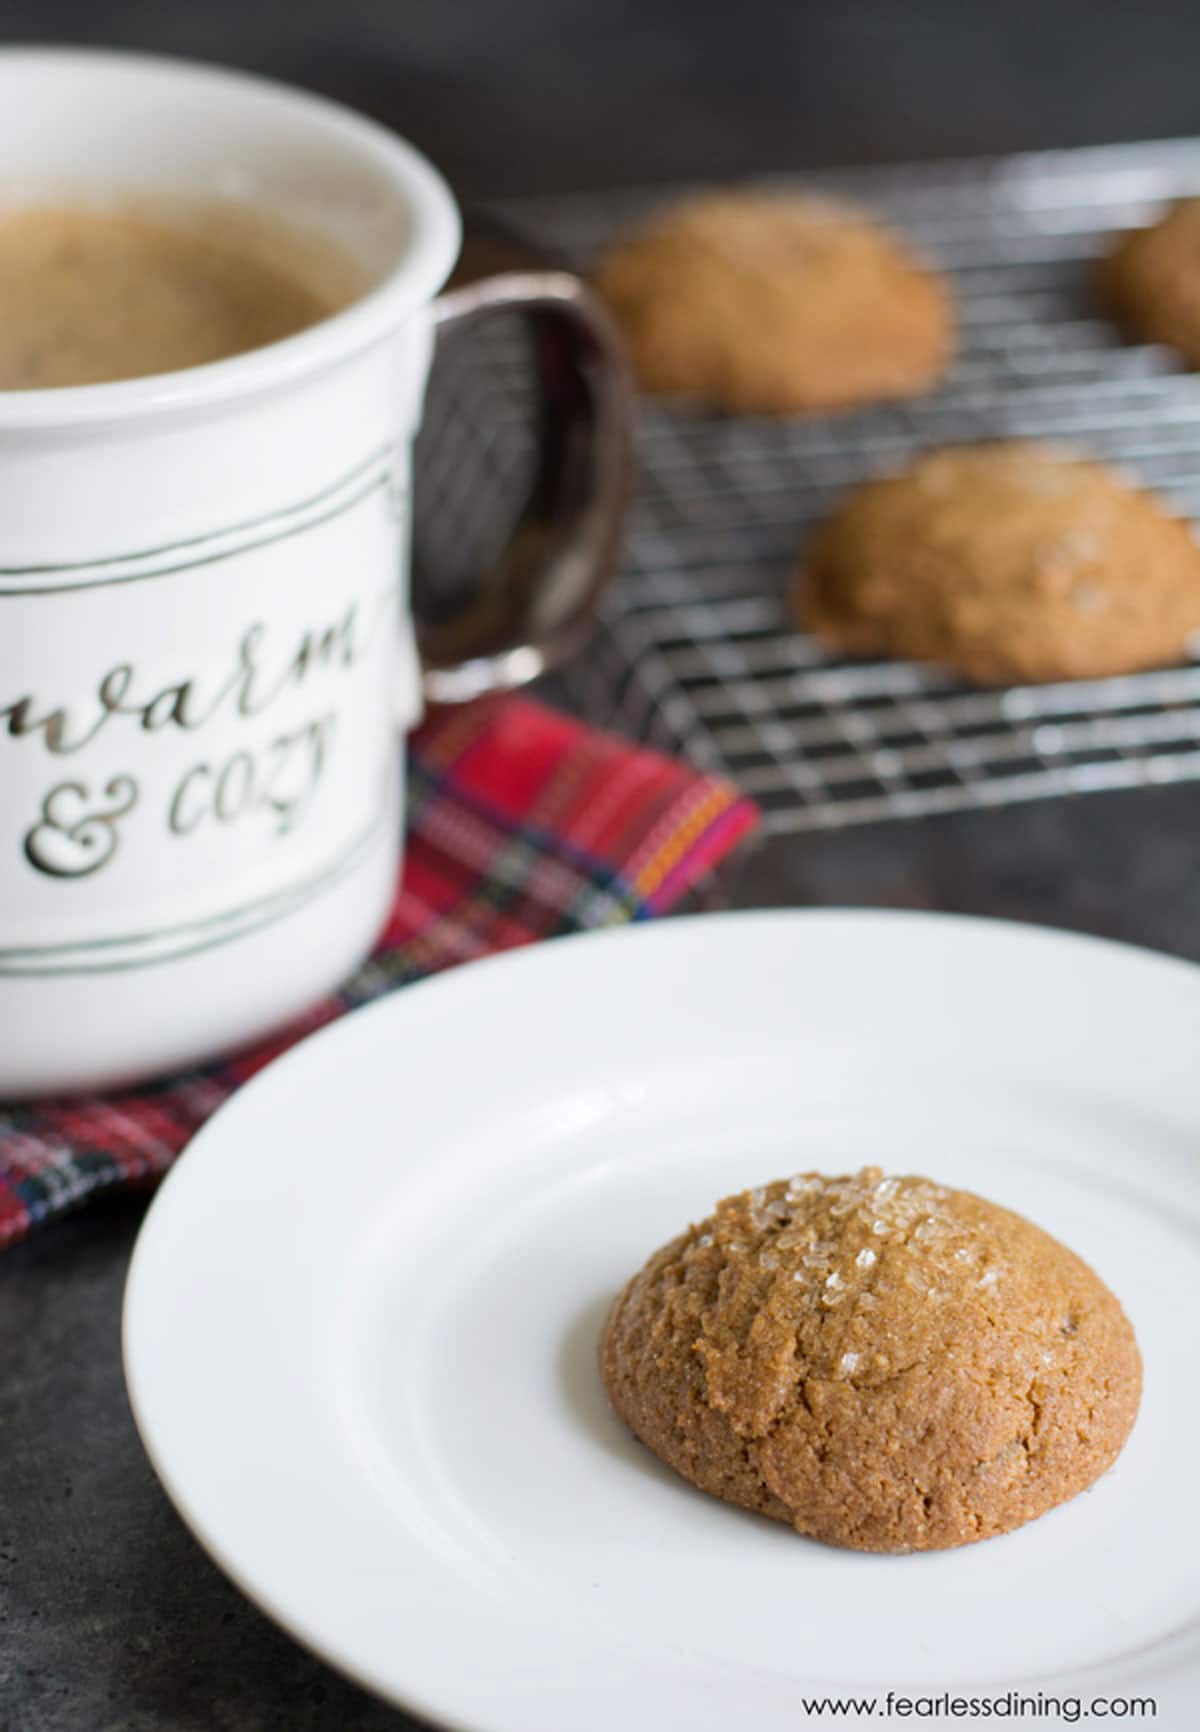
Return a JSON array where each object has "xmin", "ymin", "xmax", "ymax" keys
[
  {"xmin": 5, "ymin": 5, "xmax": 1200, "ymax": 1730},
  {"xmin": 3, "ymin": 0, "xmax": 1200, "ymax": 200}
]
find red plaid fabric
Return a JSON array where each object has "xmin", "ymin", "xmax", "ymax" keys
[{"xmin": 0, "ymin": 696, "xmax": 756, "ymax": 1248}]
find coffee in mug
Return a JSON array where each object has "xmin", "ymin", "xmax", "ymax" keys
[{"xmin": 0, "ymin": 201, "xmax": 368, "ymax": 388}]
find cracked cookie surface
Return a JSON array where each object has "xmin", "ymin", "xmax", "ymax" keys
[
  {"xmin": 594, "ymin": 192, "xmax": 954, "ymax": 413},
  {"xmin": 795, "ymin": 441, "xmax": 1200, "ymax": 683},
  {"xmin": 600, "ymin": 1167, "xmax": 1141, "ymax": 1552}
]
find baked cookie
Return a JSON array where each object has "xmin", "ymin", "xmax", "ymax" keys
[
  {"xmin": 1102, "ymin": 199, "xmax": 1200, "ymax": 366},
  {"xmin": 796, "ymin": 441, "xmax": 1200, "ymax": 682},
  {"xmin": 594, "ymin": 191, "xmax": 954, "ymax": 413},
  {"xmin": 601, "ymin": 1167, "xmax": 1141, "ymax": 1554}
]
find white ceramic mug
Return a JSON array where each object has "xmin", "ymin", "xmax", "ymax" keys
[{"xmin": 0, "ymin": 48, "xmax": 630, "ymax": 1096}]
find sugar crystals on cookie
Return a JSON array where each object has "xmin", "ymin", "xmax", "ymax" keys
[
  {"xmin": 601, "ymin": 1167, "xmax": 1141, "ymax": 1553},
  {"xmin": 795, "ymin": 441, "xmax": 1200, "ymax": 683}
]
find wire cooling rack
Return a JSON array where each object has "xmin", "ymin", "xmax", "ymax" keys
[{"xmin": 418, "ymin": 138, "xmax": 1200, "ymax": 833}]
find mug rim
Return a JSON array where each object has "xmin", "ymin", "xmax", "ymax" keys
[{"xmin": 0, "ymin": 45, "xmax": 462, "ymax": 430}]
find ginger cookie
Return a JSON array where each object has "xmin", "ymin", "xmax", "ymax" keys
[
  {"xmin": 795, "ymin": 441, "xmax": 1200, "ymax": 683},
  {"xmin": 594, "ymin": 191, "xmax": 954, "ymax": 413},
  {"xmin": 600, "ymin": 1168, "xmax": 1141, "ymax": 1554},
  {"xmin": 1102, "ymin": 199, "xmax": 1200, "ymax": 366}
]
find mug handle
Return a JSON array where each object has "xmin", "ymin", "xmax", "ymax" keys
[{"xmin": 416, "ymin": 270, "xmax": 634, "ymax": 703}]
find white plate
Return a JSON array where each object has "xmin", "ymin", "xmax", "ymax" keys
[{"xmin": 124, "ymin": 911, "xmax": 1200, "ymax": 1729}]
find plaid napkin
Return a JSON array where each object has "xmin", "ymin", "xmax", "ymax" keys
[{"xmin": 0, "ymin": 697, "xmax": 756, "ymax": 1249}]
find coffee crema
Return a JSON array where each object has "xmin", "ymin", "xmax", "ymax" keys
[{"xmin": 0, "ymin": 203, "xmax": 364, "ymax": 389}]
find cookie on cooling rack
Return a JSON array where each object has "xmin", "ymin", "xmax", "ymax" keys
[
  {"xmin": 600, "ymin": 1167, "xmax": 1142, "ymax": 1554},
  {"xmin": 1101, "ymin": 199, "xmax": 1200, "ymax": 366},
  {"xmin": 593, "ymin": 191, "xmax": 954, "ymax": 414},
  {"xmin": 794, "ymin": 441, "xmax": 1200, "ymax": 683}
]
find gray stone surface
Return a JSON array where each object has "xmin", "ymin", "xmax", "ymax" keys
[{"xmin": 1, "ymin": 1203, "xmax": 424, "ymax": 1732}]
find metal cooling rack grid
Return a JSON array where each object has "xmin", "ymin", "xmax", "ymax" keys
[{"xmin": 431, "ymin": 138, "xmax": 1200, "ymax": 833}]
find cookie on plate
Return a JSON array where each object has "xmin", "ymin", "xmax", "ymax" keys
[
  {"xmin": 795, "ymin": 441, "xmax": 1200, "ymax": 683},
  {"xmin": 1102, "ymin": 199, "xmax": 1200, "ymax": 366},
  {"xmin": 600, "ymin": 1167, "xmax": 1142, "ymax": 1554},
  {"xmin": 594, "ymin": 191, "xmax": 954, "ymax": 413}
]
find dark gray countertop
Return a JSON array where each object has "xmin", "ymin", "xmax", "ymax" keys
[{"xmin": 5, "ymin": 4, "xmax": 1200, "ymax": 1728}]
